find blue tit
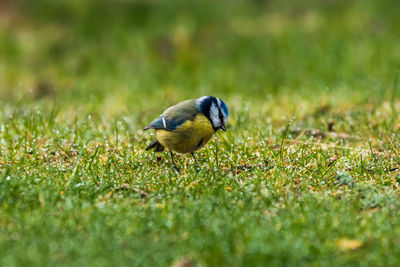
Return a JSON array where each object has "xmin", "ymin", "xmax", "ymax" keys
[{"xmin": 144, "ymin": 96, "xmax": 229, "ymax": 172}]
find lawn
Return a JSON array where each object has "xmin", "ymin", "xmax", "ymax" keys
[{"xmin": 1, "ymin": 0, "xmax": 400, "ymax": 266}]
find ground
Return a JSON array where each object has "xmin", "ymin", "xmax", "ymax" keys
[{"xmin": 1, "ymin": 0, "xmax": 400, "ymax": 266}]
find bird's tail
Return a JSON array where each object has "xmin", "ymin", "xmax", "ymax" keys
[{"xmin": 145, "ymin": 139, "xmax": 164, "ymax": 152}]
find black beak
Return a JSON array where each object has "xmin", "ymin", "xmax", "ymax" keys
[{"xmin": 220, "ymin": 125, "xmax": 226, "ymax": 131}]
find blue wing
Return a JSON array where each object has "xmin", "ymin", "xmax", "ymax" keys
[
  {"xmin": 143, "ymin": 115, "xmax": 186, "ymax": 131},
  {"xmin": 144, "ymin": 100, "xmax": 198, "ymax": 131}
]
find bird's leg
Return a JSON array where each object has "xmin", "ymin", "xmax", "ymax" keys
[
  {"xmin": 191, "ymin": 152, "xmax": 200, "ymax": 172},
  {"xmin": 170, "ymin": 151, "xmax": 180, "ymax": 173}
]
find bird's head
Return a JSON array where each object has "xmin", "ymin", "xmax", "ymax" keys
[{"xmin": 197, "ymin": 96, "xmax": 229, "ymax": 131}]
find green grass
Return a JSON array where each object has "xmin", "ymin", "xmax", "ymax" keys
[{"xmin": 1, "ymin": 0, "xmax": 400, "ymax": 266}]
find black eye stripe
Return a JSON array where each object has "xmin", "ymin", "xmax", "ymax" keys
[{"xmin": 218, "ymin": 106, "xmax": 223, "ymax": 122}]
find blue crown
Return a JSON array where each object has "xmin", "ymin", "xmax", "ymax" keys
[
  {"xmin": 197, "ymin": 96, "xmax": 229, "ymax": 119},
  {"xmin": 219, "ymin": 99, "xmax": 229, "ymax": 117}
]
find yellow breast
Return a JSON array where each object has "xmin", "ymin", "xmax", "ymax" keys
[{"xmin": 155, "ymin": 114, "xmax": 215, "ymax": 154}]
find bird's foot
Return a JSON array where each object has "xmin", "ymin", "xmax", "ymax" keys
[{"xmin": 173, "ymin": 166, "xmax": 180, "ymax": 173}]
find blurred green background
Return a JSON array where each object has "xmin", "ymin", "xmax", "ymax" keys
[
  {"xmin": 1, "ymin": 1, "xmax": 400, "ymax": 266},
  {"xmin": 1, "ymin": 0, "xmax": 400, "ymax": 115}
]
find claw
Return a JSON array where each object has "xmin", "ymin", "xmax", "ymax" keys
[
  {"xmin": 170, "ymin": 151, "xmax": 180, "ymax": 173},
  {"xmin": 191, "ymin": 152, "xmax": 200, "ymax": 172},
  {"xmin": 173, "ymin": 166, "xmax": 180, "ymax": 173}
]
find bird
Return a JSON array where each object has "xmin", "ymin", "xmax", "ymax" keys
[{"xmin": 144, "ymin": 96, "xmax": 229, "ymax": 172}]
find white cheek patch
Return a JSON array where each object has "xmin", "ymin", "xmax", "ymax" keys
[
  {"xmin": 217, "ymin": 98, "xmax": 228, "ymax": 126},
  {"xmin": 210, "ymin": 102, "xmax": 220, "ymax": 128},
  {"xmin": 217, "ymin": 98, "xmax": 221, "ymax": 107}
]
